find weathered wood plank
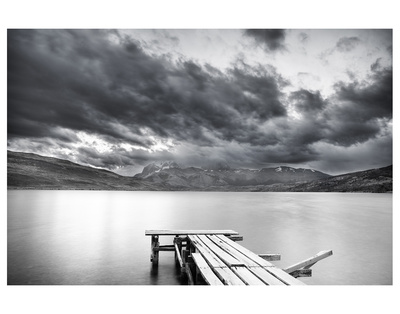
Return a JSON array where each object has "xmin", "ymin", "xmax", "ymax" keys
[
  {"xmin": 197, "ymin": 235, "xmax": 245, "ymax": 267},
  {"xmin": 145, "ymin": 230, "xmax": 238, "ymax": 236},
  {"xmin": 191, "ymin": 253, "xmax": 224, "ymax": 285},
  {"xmin": 303, "ymin": 262, "xmax": 317, "ymax": 270},
  {"xmin": 247, "ymin": 267, "xmax": 286, "ymax": 285},
  {"xmin": 284, "ymin": 250, "xmax": 333, "ymax": 274},
  {"xmin": 213, "ymin": 267, "xmax": 246, "ymax": 286},
  {"xmin": 231, "ymin": 267, "xmax": 266, "ymax": 285},
  {"xmin": 215, "ymin": 235, "xmax": 305, "ymax": 285},
  {"xmin": 265, "ymin": 267, "xmax": 306, "ymax": 285},
  {"xmin": 215, "ymin": 235, "xmax": 275, "ymax": 267},
  {"xmin": 188, "ymin": 235, "xmax": 227, "ymax": 268},
  {"xmin": 258, "ymin": 253, "xmax": 281, "ymax": 261},
  {"xmin": 290, "ymin": 269, "xmax": 312, "ymax": 278},
  {"xmin": 226, "ymin": 235, "xmax": 244, "ymax": 242},
  {"xmin": 189, "ymin": 236, "xmax": 246, "ymax": 285},
  {"xmin": 207, "ymin": 235, "xmax": 260, "ymax": 267}
]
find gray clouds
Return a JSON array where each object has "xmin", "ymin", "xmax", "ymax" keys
[
  {"xmin": 244, "ymin": 29, "xmax": 286, "ymax": 52},
  {"xmin": 8, "ymin": 29, "xmax": 288, "ymax": 167},
  {"xmin": 7, "ymin": 29, "xmax": 392, "ymax": 174},
  {"xmin": 335, "ymin": 36, "xmax": 361, "ymax": 52}
]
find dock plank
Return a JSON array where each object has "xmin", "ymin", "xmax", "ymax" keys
[
  {"xmin": 192, "ymin": 253, "xmax": 224, "ymax": 285},
  {"xmin": 265, "ymin": 267, "xmax": 306, "ymax": 285},
  {"xmin": 215, "ymin": 235, "xmax": 305, "ymax": 285},
  {"xmin": 208, "ymin": 235, "xmax": 260, "ymax": 267},
  {"xmin": 231, "ymin": 267, "xmax": 266, "ymax": 285},
  {"xmin": 197, "ymin": 235, "xmax": 245, "ymax": 267},
  {"xmin": 215, "ymin": 235, "xmax": 275, "ymax": 267},
  {"xmin": 145, "ymin": 230, "xmax": 238, "ymax": 236},
  {"xmin": 247, "ymin": 267, "xmax": 286, "ymax": 285},
  {"xmin": 189, "ymin": 236, "xmax": 246, "ymax": 285},
  {"xmin": 213, "ymin": 267, "xmax": 246, "ymax": 285},
  {"xmin": 188, "ymin": 235, "xmax": 227, "ymax": 268}
]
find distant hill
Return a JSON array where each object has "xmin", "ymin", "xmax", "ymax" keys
[
  {"xmin": 7, "ymin": 150, "xmax": 392, "ymax": 192},
  {"xmin": 7, "ymin": 150, "xmax": 157, "ymax": 190},
  {"xmin": 134, "ymin": 162, "xmax": 331, "ymax": 189},
  {"xmin": 277, "ymin": 165, "xmax": 392, "ymax": 193}
]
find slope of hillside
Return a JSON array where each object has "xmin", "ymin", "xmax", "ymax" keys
[
  {"xmin": 7, "ymin": 151, "xmax": 156, "ymax": 190},
  {"xmin": 283, "ymin": 165, "xmax": 393, "ymax": 193}
]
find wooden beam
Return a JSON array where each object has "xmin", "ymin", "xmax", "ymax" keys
[
  {"xmin": 226, "ymin": 235, "xmax": 243, "ymax": 242},
  {"xmin": 150, "ymin": 235, "xmax": 159, "ymax": 265},
  {"xmin": 185, "ymin": 263, "xmax": 194, "ymax": 285},
  {"xmin": 145, "ymin": 230, "xmax": 239, "ymax": 236},
  {"xmin": 174, "ymin": 236, "xmax": 182, "ymax": 267},
  {"xmin": 258, "ymin": 253, "xmax": 281, "ymax": 261},
  {"xmin": 174, "ymin": 242, "xmax": 184, "ymax": 270},
  {"xmin": 303, "ymin": 262, "xmax": 317, "ymax": 270},
  {"xmin": 290, "ymin": 269, "xmax": 312, "ymax": 278},
  {"xmin": 284, "ymin": 250, "xmax": 333, "ymax": 274},
  {"xmin": 154, "ymin": 245, "xmax": 175, "ymax": 252}
]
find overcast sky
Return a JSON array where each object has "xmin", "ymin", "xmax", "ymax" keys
[{"xmin": 7, "ymin": 29, "xmax": 392, "ymax": 175}]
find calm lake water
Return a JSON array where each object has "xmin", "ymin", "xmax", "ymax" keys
[{"xmin": 7, "ymin": 190, "xmax": 392, "ymax": 285}]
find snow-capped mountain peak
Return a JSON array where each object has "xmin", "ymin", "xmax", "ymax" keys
[{"xmin": 139, "ymin": 161, "xmax": 180, "ymax": 177}]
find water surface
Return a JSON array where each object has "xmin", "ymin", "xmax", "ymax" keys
[{"xmin": 7, "ymin": 191, "xmax": 392, "ymax": 285}]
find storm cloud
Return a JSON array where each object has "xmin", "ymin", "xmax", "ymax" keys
[
  {"xmin": 7, "ymin": 29, "xmax": 392, "ymax": 175},
  {"xmin": 8, "ymin": 30, "xmax": 287, "ymax": 147}
]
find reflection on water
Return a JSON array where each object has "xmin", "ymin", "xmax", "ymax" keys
[{"xmin": 7, "ymin": 191, "xmax": 392, "ymax": 285}]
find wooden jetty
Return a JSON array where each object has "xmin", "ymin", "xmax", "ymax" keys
[{"xmin": 145, "ymin": 229, "xmax": 333, "ymax": 285}]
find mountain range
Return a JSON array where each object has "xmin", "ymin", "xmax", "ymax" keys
[{"xmin": 7, "ymin": 150, "xmax": 392, "ymax": 192}]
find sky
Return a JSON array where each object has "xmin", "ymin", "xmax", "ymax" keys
[{"xmin": 7, "ymin": 29, "xmax": 392, "ymax": 175}]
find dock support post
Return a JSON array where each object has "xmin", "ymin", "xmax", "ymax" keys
[
  {"xmin": 174, "ymin": 236, "xmax": 182, "ymax": 267},
  {"xmin": 150, "ymin": 235, "xmax": 160, "ymax": 266},
  {"xmin": 185, "ymin": 262, "xmax": 194, "ymax": 285}
]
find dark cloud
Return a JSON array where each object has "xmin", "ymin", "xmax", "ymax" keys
[
  {"xmin": 335, "ymin": 36, "xmax": 361, "ymax": 52},
  {"xmin": 282, "ymin": 65, "xmax": 392, "ymax": 152},
  {"xmin": 290, "ymin": 89, "xmax": 326, "ymax": 112},
  {"xmin": 244, "ymin": 29, "xmax": 286, "ymax": 52},
  {"xmin": 370, "ymin": 57, "xmax": 382, "ymax": 72},
  {"xmin": 8, "ymin": 29, "xmax": 288, "ymax": 170},
  {"xmin": 319, "ymin": 66, "xmax": 392, "ymax": 146},
  {"xmin": 7, "ymin": 29, "xmax": 392, "ymax": 174},
  {"xmin": 333, "ymin": 67, "xmax": 392, "ymax": 121}
]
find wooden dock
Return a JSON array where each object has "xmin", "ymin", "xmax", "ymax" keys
[{"xmin": 145, "ymin": 230, "xmax": 333, "ymax": 285}]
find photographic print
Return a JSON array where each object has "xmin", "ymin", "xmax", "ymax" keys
[{"xmin": 7, "ymin": 29, "xmax": 392, "ymax": 287}]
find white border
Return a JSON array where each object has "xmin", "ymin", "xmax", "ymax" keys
[{"xmin": 1, "ymin": 1, "xmax": 398, "ymax": 313}]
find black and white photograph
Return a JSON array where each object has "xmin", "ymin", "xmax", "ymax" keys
[{"xmin": 2, "ymin": 1, "xmax": 398, "ymax": 313}]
